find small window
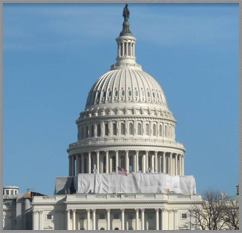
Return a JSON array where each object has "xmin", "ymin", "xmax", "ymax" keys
[
  {"xmin": 47, "ymin": 214, "xmax": 52, "ymax": 220},
  {"xmin": 115, "ymin": 90, "xmax": 118, "ymax": 96},
  {"xmin": 100, "ymin": 228, "xmax": 105, "ymax": 230},
  {"xmin": 153, "ymin": 92, "xmax": 155, "ymax": 97},
  {"xmin": 109, "ymin": 91, "xmax": 112, "ymax": 97},
  {"xmin": 105, "ymin": 123, "xmax": 108, "ymax": 136},
  {"xmin": 138, "ymin": 123, "xmax": 142, "ymax": 135},
  {"xmin": 159, "ymin": 125, "xmax": 162, "ymax": 136},
  {"xmin": 103, "ymin": 91, "xmax": 106, "ymax": 98},
  {"xmin": 114, "ymin": 228, "xmax": 119, "ymax": 230},
  {"xmin": 86, "ymin": 126, "xmax": 89, "ymax": 138},
  {"xmin": 99, "ymin": 214, "xmax": 105, "ymax": 219},
  {"xmin": 136, "ymin": 90, "xmax": 138, "ymax": 96},
  {"xmin": 80, "ymin": 228, "xmax": 85, "ymax": 230},
  {"xmin": 114, "ymin": 214, "xmax": 119, "ymax": 219},
  {"xmin": 80, "ymin": 215, "xmax": 85, "ymax": 220},
  {"xmin": 91, "ymin": 125, "xmax": 94, "ymax": 137},
  {"xmin": 147, "ymin": 92, "xmax": 150, "ymax": 97},
  {"xmin": 128, "ymin": 215, "xmax": 134, "ymax": 219},
  {"xmin": 11, "ymin": 190, "xmax": 13, "ymax": 195},
  {"xmin": 121, "ymin": 123, "xmax": 125, "ymax": 135},
  {"xmin": 6, "ymin": 190, "xmax": 9, "ymax": 195},
  {"xmin": 146, "ymin": 124, "xmax": 149, "ymax": 135},
  {"xmin": 122, "ymin": 90, "xmax": 125, "ymax": 96},
  {"xmin": 182, "ymin": 213, "xmax": 187, "ymax": 219},
  {"xmin": 97, "ymin": 124, "xmax": 101, "ymax": 137},
  {"xmin": 148, "ymin": 214, "xmax": 153, "ymax": 219},
  {"xmin": 129, "ymin": 90, "xmax": 132, "ymax": 96},
  {"xmin": 129, "ymin": 123, "xmax": 134, "ymax": 135},
  {"xmin": 113, "ymin": 123, "xmax": 117, "ymax": 136},
  {"xmin": 153, "ymin": 124, "xmax": 156, "ymax": 136}
]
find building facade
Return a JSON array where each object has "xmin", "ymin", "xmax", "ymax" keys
[{"xmin": 32, "ymin": 5, "xmax": 203, "ymax": 230}]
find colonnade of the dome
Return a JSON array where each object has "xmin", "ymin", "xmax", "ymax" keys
[
  {"xmin": 77, "ymin": 118, "xmax": 176, "ymax": 141},
  {"xmin": 69, "ymin": 150, "xmax": 184, "ymax": 176}
]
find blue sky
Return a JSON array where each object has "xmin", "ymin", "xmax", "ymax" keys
[{"xmin": 3, "ymin": 3, "xmax": 239, "ymax": 196}]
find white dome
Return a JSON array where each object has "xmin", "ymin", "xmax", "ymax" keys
[{"xmin": 85, "ymin": 69, "xmax": 168, "ymax": 109}]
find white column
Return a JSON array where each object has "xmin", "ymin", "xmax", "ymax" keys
[
  {"xmin": 168, "ymin": 210, "xmax": 173, "ymax": 230},
  {"xmin": 106, "ymin": 151, "xmax": 109, "ymax": 174},
  {"xmin": 81, "ymin": 153, "xmax": 84, "ymax": 173},
  {"xmin": 175, "ymin": 154, "xmax": 178, "ymax": 175},
  {"xmin": 66, "ymin": 209, "xmax": 70, "ymax": 230},
  {"xmin": 146, "ymin": 151, "xmax": 149, "ymax": 172},
  {"xmin": 96, "ymin": 151, "xmax": 100, "ymax": 173},
  {"xmin": 161, "ymin": 209, "xmax": 165, "ymax": 230},
  {"xmin": 39, "ymin": 210, "xmax": 42, "ymax": 230},
  {"xmin": 182, "ymin": 155, "xmax": 185, "ymax": 175},
  {"xmin": 155, "ymin": 152, "xmax": 158, "ymax": 173},
  {"xmin": 33, "ymin": 210, "xmax": 39, "ymax": 230},
  {"xmin": 142, "ymin": 154, "xmax": 145, "ymax": 173},
  {"xmin": 173, "ymin": 209, "xmax": 177, "ymax": 230},
  {"xmin": 72, "ymin": 209, "xmax": 76, "ymax": 230},
  {"xmin": 121, "ymin": 209, "xmax": 125, "ymax": 230},
  {"xmin": 76, "ymin": 155, "xmax": 80, "ymax": 175},
  {"xmin": 151, "ymin": 155, "xmax": 155, "ymax": 173},
  {"xmin": 156, "ymin": 208, "xmax": 159, "ymax": 230},
  {"xmin": 136, "ymin": 151, "xmax": 139, "ymax": 172},
  {"xmin": 163, "ymin": 152, "xmax": 166, "ymax": 173},
  {"xmin": 92, "ymin": 209, "xmax": 96, "ymax": 230},
  {"xmin": 87, "ymin": 209, "xmax": 90, "ymax": 230},
  {"xmin": 69, "ymin": 157, "xmax": 71, "ymax": 176},
  {"xmin": 141, "ymin": 209, "xmax": 145, "ymax": 230},
  {"xmin": 169, "ymin": 153, "xmax": 172, "ymax": 175},
  {"xmin": 135, "ymin": 208, "xmax": 139, "ymax": 230},
  {"xmin": 88, "ymin": 152, "xmax": 91, "ymax": 173},
  {"xmin": 125, "ymin": 151, "xmax": 129, "ymax": 173},
  {"xmin": 72, "ymin": 156, "xmax": 75, "ymax": 176},
  {"xmin": 107, "ymin": 209, "xmax": 111, "ymax": 230},
  {"xmin": 116, "ymin": 151, "xmax": 119, "ymax": 173}
]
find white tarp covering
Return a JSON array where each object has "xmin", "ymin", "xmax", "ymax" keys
[{"xmin": 76, "ymin": 173, "xmax": 196, "ymax": 195}]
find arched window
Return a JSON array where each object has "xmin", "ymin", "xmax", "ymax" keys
[
  {"xmin": 138, "ymin": 123, "xmax": 142, "ymax": 135},
  {"xmin": 112, "ymin": 156, "xmax": 116, "ymax": 172},
  {"xmin": 109, "ymin": 91, "xmax": 112, "ymax": 97},
  {"xmin": 115, "ymin": 90, "xmax": 118, "ymax": 96},
  {"xmin": 129, "ymin": 90, "xmax": 132, "ymax": 96},
  {"xmin": 129, "ymin": 123, "xmax": 134, "ymax": 135},
  {"xmin": 113, "ymin": 123, "xmax": 117, "ymax": 136},
  {"xmin": 100, "ymin": 228, "xmax": 105, "ymax": 230},
  {"xmin": 97, "ymin": 124, "xmax": 101, "ymax": 137},
  {"xmin": 146, "ymin": 123, "xmax": 149, "ymax": 135},
  {"xmin": 121, "ymin": 155, "xmax": 125, "ymax": 168},
  {"xmin": 153, "ymin": 124, "xmax": 156, "ymax": 136},
  {"xmin": 105, "ymin": 123, "xmax": 108, "ymax": 136},
  {"xmin": 159, "ymin": 125, "xmax": 162, "ymax": 137},
  {"xmin": 114, "ymin": 228, "xmax": 119, "ymax": 230},
  {"xmin": 91, "ymin": 125, "xmax": 94, "ymax": 137},
  {"xmin": 121, "ymin": 123, "xmax": 125, "ymax": 135},
  {"xmin": 122, "ymin": 90, "xmax": 125, "ymax": 96},
  {"xmin": 165, "ymin": 125, "xmax": 167, "ymax": 137}
]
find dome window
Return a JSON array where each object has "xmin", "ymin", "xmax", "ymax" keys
[
  {"xmin": 97, "ymin": 124, "xmax": 101, "ymax": 137},
  {"xmin": 121, "ymin": 123, "xmax": 125, "ymax": 135},
  {"xmin": 153, "ymin": 92, "xmax": 155, "ymax": 97},
  {"xmin": 109, "ymin": 91, "xmax": 112, "ymax": 97},
  {"xmin": 115, "ymin": 90, "xmax": 118, "ymax": 96},
  {"xmin": 147, "ymin": 92, "xmax": 150, "ymax": 97},
  {"xmin": 105, "ymin": 123, "xmax": 108, "ymax": 136},
  {"xmin": 159, "ymin": 125, "xmax": 162, "ymax": 136},
  {"xmin": 136, "ymin": 91, "xmax": 138, "ymax": 96},
  {"xmin": 103, "ymin": 91, "xmax": 106, "ymax": 98},
  {"xmin": 129, "ymin": 123, "xmax": 134, "ymax": 135},
  {"xmin": 129, "ymin": 90, "xmax": 132, "ymax": 96},
  {"xmin": 138, "ymin": 123, "xmax": 142, "ymax": 135},
  {"xmin": 112, "ymin": 156, "xmax": 116, "ymax": 171},
  {"xmin": 153, "ymin": 124, "xmax": 156, "ymax": 136},
  {"xmin": 146, "ymin": 123, "xmax": 150, "ymax": 135},
  {"xmin": 91, "ymin": 125, "xmax": 94, "ymax": 137},
  {"xmin": 122, "ymin": 90, "xmax": 125, "ymax": 96},
  {"xmin": 113, "ymin": 123, "xmax": 117, "ymax": 135}
]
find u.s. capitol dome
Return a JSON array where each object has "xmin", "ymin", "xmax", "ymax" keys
[{"xmin": 67, "ymin": 5, "xmax": 185, "ymax": 176}]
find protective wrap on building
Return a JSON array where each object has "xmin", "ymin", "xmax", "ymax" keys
[{"xmin": 72, "ymin": 173, "xmax": 196, "ymax": 195}]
